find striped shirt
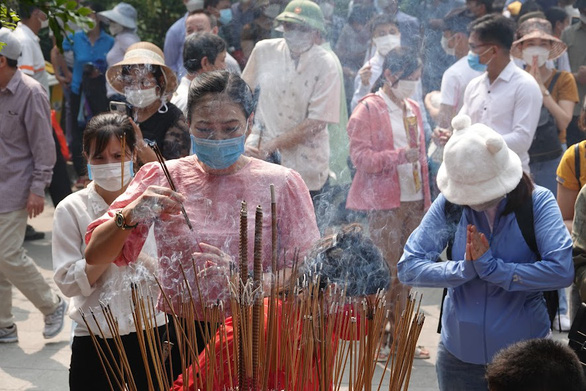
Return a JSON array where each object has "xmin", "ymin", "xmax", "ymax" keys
[{"xmin": 0, "ymin": 70, "xmax": 55, "ymax": 213}]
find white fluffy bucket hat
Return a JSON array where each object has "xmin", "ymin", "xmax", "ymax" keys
[{"xmin": 436, "ymin": 115, "xmax": 523, "ymax": 206}]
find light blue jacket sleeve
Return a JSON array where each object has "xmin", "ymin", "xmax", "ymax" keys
[
  {"xmin": 472, "ymin": 188, "xmax": 574, "ymax": 291},
  {"xmin": 398, "ymin": 195, "xmax": 478, "ymax": 287}
]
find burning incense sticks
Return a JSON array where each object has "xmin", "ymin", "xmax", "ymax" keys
[
  {"xmin": 82, "ymin": 186, "xmax": 426, "ymax": 391},
  {"xmin": 146, "ymin": 140, "xmax": 193, "ymax": 231}
]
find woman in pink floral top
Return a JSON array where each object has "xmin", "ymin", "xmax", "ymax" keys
[{"xmin": 84, "ymin": 70, "xmax": 319, "ymax": 349}]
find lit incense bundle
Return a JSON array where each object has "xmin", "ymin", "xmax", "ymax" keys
[
  {"xmin": 403, "ymin": 112, "xmax": 421, "ymax": 192},
  {"xmin": 252, "ymin": 205, "xmax": 263, "ymax": 390},
  {"xmin": 238, "ymin": 201, "xmax": 248, "ymax": 390}
]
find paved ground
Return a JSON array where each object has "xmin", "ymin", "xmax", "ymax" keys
[{"xmin": 0, "ymin": 197, "xmax": 570, "ymax": 391}]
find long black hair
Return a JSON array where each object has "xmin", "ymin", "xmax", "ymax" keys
[{"xmin": 502, "ymin": 172, "xmax": 534, "ymax": 216}]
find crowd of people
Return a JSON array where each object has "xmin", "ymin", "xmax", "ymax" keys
[{"xmin": 1, "ymin": 0, "xmax": 586, "ymax": 389}]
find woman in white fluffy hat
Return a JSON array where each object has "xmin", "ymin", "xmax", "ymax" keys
[{"xmin": 398, "ymin": 114, "xmax": 574, "ymax": 391}]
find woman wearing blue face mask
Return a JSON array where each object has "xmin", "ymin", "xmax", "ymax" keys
[
  {"xmin": 84, "ymin": 70, "xmax": 320, "ymax": 367},
  {"xmin": 52, "ymin": 112, "xmax": 181, "ymax": 391}
]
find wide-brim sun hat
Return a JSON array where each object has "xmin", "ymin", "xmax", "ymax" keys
[
  {"xmin": 436, "ymin": 115, "xmax": 523, "ymax": 206},
  {"xmin": 106, "ymin": 42, "xmax": 178, "ymax": 95},
  {"xmin": 99, "ymin": 2, "xmax": 137, "ymax": 30},
  {"xmin": 275, "ymin": 0, "xmax": 326, "ymax": 33},
  {"xmin": 511, "ymin": 29, "xmax": 567, "ymax": 61}
]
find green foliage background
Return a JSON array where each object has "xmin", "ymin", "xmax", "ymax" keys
[{"xmin": 97, "ymin": 0, "xmax": 186, "ymax": 49}]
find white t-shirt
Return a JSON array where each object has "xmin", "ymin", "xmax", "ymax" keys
[
  {"xmin": 106, "ymin": 31, "xmax": 140, "ymax": 97},
  {"xmin": 242, "ymin": 39, "xmax": 341, "ymax": 190},
  {"xmin": 13, "ymin": 23, "xmax": 49, "ymax": 95},
  {"xmin": 52, "ymin": 182, "xmax": 166, "ymax": 337},
  {"xmin": 376, "ymin": 90, "xmax": 423, "ymax": 202},
  {"xmin": 440, "ymin": 56, "xmax": 482, "ymax": 112},
  {"xmin": 171, "ymin": 76, "xmax": 191, "ymax": 117},
  {"xmin": 459, "ymin": 60, "xmax": 542, "ymax": 173},
  {"xmin": 225, "ymin": 52, "xmax": 242, "ymax": 75}
]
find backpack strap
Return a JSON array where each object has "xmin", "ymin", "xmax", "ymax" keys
[
  {"xmin": 438, "ymin": 200, "xmax": 463, "ymax": 333},
  {"xmin": 547, "ymin": 71, "xmax": 561, "ymax": 95},
  {"xmin": 514, "ymin": 196, "xmax": 539, "ymax": 258},
  {"xmin": 444, "ymin": 200, "xmax": 463, "ymax": 261},
  {"xmin": 575, "ymin": 143, "xmax": 582, "ymax": 188},
  {"xmin": 514, "ymin": 193, "xmax": 559, "ymax": 328}
]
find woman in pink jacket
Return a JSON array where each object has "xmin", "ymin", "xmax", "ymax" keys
[{"xmin": 346, "ymin": 47, "xmax": 431, "ymax": 359}]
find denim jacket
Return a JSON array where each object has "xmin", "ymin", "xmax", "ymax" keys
[{"xmin": 398, "ymin": 186, "xmax": 573, "ymax": 364}]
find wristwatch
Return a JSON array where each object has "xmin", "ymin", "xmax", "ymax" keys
[{"xmin": 115, "ymin": 210, "xmax": 138, "ymax": 230}]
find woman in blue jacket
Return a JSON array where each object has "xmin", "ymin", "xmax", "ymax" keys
[{"xmin": 398, "ymin": 115, "xmax": 574, "ymax": 391}]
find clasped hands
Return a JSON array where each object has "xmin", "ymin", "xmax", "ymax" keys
[{"xmin": 465, "ymin": 224, "xmax": 489, "ymax": 261}]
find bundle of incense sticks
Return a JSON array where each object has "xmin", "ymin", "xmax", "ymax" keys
[{"xmin": 82, "ymin": 186, "xmax": 426, "ymax": 391}]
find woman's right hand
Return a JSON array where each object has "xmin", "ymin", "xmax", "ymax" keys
[
  {"xmin": 405, "ymin": 147, "xmax": 420, "ymax": 163},
  {"xmin": 359, "ymin": 65, "xmax": 372, "ymax": 87},
  {"xmin": 432, "ymin": 127, "xmax": 452, "ymax": 146},
  {"xmin": 125, "ymin": 185, "xmax": 185, "ymax": 225}
]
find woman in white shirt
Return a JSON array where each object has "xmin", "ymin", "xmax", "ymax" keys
[{"xmin": 52, "ymin": 112, "xmax": 176, "ymax": 391}]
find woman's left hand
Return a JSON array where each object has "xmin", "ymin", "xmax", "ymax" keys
[{"xmin": 466, "ymin": 224, "xmax": 489, "ymax": 261}]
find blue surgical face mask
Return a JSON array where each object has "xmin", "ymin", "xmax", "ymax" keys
[
  {"xmin": 191, "ymin": 134, "xmax": 245, "ymax": 169},
  {"xmin": 467, "ymin": 50, "xmax": 487, "ymax": 72},
  {"xmin": 219, "ymin": 8, "xmax": 233, "ymax": 25}
]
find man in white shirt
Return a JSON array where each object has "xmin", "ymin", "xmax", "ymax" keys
[
  {"xmin": 13, "ymin": 4, "xmax": 49, "ymax": 95},
  {"xmin": 171, "ymin": 32, "xmax": 227, "ymax": 115},
  {"xmin": 459, "ymin": 14, "xmax": 542, "ymax": 173},
  {"xmin": 436, "ymin": 9, "xmax": 481, "ymax": 130},
  {"xmin": 242, "ymin": 0, "xmax": 340, "ymax": 229}
]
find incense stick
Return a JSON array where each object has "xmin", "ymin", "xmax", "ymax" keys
[{"xmin": 146, "ymin": 140, "xmax": 193, "ymax": 231}]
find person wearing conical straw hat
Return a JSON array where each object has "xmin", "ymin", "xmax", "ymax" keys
[
  {"xmin": 398, "ymin": 114, "xmax": 573, "ymax": 391},
  {"xmin": 510, "ymin": 18, "xmax": 577, "ymax": 197},
  {"xmin": 511, "ymin": 18, "xmax": 579, "ymax": 332}
]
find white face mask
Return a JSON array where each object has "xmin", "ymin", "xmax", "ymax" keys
[
  {"xmin": 283, "ymin": 30, "xmax": 314, "ymax": 54},
  {"xmin": 390, "ymin": 79, "xmax": 418, "ymax": 100},
  {"xmin": 125, "ymin": 87, "xmax": 159, "ymax": 109},
  {"xmin": 87, "ymin": 161, "xmax": 134, "ymax": 192},
  {"xmin": 373, "ymin": 34, "xmax": 401, "ymax": 56},
  {"xmin": 109, "ymin": 21, "xmax": 124, "ymax": 36},
  {"xmin": 522, "ymin": 46, "xmax": 550, "ymax": 67},
  {"xmin": 441, "ymin": 35, "xmax": 456, "ymax": 56}
]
